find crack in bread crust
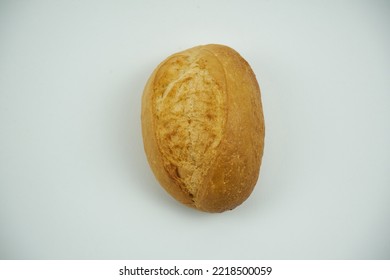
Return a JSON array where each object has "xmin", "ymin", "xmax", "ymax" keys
[{"xmin": 153, "ymin": 52, "xmax": 226, "ymax": 196}]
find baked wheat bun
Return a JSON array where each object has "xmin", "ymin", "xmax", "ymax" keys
[{"xmin": 141, "ymin": 44, "xmax": 265, "ymax": 213}]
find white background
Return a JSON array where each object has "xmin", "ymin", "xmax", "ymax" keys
[{"xmin": 0, "ymin": 0, "xmax": 389, "ymax": 259}]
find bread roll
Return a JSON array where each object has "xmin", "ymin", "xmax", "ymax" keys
[{"xmin": 141, "ymin": 44, "xmax": 265, "ymax": 213}]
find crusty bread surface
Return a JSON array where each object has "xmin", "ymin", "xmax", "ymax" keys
[{"xmin": 141, "ymin": 44, "xmax": 265, "ymax": 213}]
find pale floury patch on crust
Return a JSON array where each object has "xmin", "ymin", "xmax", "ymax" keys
[{"xmin": 153, "ymin": 52, "xmax": 226, "ymax": 197}]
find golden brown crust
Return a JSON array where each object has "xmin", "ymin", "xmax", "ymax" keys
[{"xmin": 141, "ymin": 44, "xmax": 265, "ymax": 212}]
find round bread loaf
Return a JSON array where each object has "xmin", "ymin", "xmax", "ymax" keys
[{"xmin": 141, "ymin": 44, "xmax": 265, "ymax": 212}]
